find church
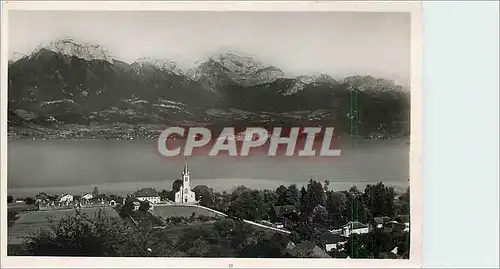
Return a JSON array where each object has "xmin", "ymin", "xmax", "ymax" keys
[{"xmin": 174, "ymin": 161, "xmax": 197, "ymax": 204}]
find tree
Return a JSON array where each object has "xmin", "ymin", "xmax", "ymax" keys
[
  {"xmin": 345, "ymin": 234, "xmax": 370, "ymax": 258},
  {"xmin": 22, "ymin": 209, "xmax": 133, "ymax": 256},
  {"xmin": 227, "ymin": 189, "xmax": 265, "ymax": 221},
  {"xmin": 92, "ymin": 186, "xmax": 99, "ymax": 198},
  {"xmin": 324, "ymin": 180, "xmax": 330, "ymax": 191},
  {"xmin": 120, "ymin": 199, "xmax": 135, "ymax": 217},
  {"xmin": 159, "ymin": 189, "xmax": 170, "ymax": 202},
  {"xmin": 343, "ymin": 190, "xmax": 370, "ymax": 223},
  {"xmin": 138, "ymin": 201, "xmax": 151, "ymax": 212},
  {"xmin": 326, "ymin": 191, "xmax": 346, "ymax": 225},
  {"xmin": 7, "ymin": 195, "xmax": 14, "ymax": 203},
  {"xmin": 398, "ymin": 187, "xmax": 410, "ymax": 215},
  {"xmin": 172, "ymin": 179, "xmax": 183, "ymax": 192},
  {"xmin": 276, "ymin": 185, "xmax": 300, "ymax": 206},
  {"xmin": 276, "ymin": 185, "xmax": 287, "ymax": 197},
  {"xmin": 311, "ymin": 205, "xmax": 329, "ymax": 229},
  {"xmin": 193, "ymin": 185, "xmax": 214, "ymax": 207},
  {"xmin": 24, "ymin": 197, "xmax": 35, "ymax": 205},
  {"xmin": 300, "ymin": 179, "xmax": 326, "ymax": 218},
  {"xmin": 363, "ymin": 182, "xmax": 396, "ymax": 217}
]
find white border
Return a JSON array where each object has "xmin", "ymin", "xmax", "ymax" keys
[{"xmin": 0, "ymin": 1, "xmax": 422, "ymax": 268}]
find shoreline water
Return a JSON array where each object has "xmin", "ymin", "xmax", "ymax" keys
[{"xmin": 7, "ymin": 178, "xmax": 410, "ymax": 198}]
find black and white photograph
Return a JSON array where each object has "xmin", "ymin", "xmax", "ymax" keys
[{"xmin": 2, "ymin": 1, "xmax": 421, "ymax": 267}]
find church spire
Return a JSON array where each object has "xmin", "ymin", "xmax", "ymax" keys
[{"xmin": 183, "ymin": 159, "xmax": 189, "ymax": 175}]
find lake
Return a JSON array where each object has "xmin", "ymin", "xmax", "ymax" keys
[{"xmin": 7, "ymin": 139, "xmax": 410, "ymax": 197}]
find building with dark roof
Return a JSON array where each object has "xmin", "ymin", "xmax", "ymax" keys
[
  {"xmin": 134, "ymin": 187, "xmax": 160, "ymax": 204},
  {"xmin": 287, "ymin": 241, "xmax": 332, "ymax": 258},
  {"xmin": 321, "ymin": 232, "xmax": 349, "ymax": 251}
]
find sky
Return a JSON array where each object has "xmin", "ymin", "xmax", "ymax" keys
[{"xmin": 8, "ymin": 11, "xmax": 411, "ymax": 84}]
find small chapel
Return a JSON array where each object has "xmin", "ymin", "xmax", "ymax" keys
[{"xmin": 174, "ymin": 161, "xmax": 197, "ymax": 204}]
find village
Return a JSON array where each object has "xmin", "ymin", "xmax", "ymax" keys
[{"xmin": 8, "ymin": 162, "xmax": 411, "ymax": 258}]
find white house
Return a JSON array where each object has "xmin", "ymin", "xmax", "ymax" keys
[
  {"xmin": 135, "ymin": 188, "xmax": 160, "ymax": 204},
  {"xmin": 341, "ymin": 221, "xmax": 369, "ymax": 237},
  {"xmin": 59, "ymin": 194, "xmax": 74, "ymax": 203},
  {"xmin": 174, "ymin": 162, "xmax": 197, "ymax": 204},
  {"xmin": 321, "ymin": 232, "xmax": 348, "ymax": 252},
  {"xmin": 82, "ymin": 193, "xmax": 93, "ymax": 200}
]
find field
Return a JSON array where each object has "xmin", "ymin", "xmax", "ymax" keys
[
  {"xmin": 152, "ymin": 204, "xmax": 226, "ymax": 219},
  {"xmin": 8, "ymin": 206, "xmax": 120, "ymax": 245}
]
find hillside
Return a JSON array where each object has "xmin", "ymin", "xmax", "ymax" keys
[{"xmin": 8, "ymin": 39, "xmax": 410, "ymax": 139}]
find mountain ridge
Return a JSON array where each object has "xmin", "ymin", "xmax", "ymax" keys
[{"xmin": 8, "ymin": 39, "xmax": 410, "ymax": 139}]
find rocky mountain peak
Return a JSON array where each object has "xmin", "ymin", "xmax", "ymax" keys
[
  {"xmin": 35, "ymin": 38, "xmax": 114, "ymax": 63},
  {"xmin": 133, "ymin": 57, "xmax": 184, "ymax": 75}
]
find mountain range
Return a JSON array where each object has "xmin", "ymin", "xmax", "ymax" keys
[{"xmin": 8, "ymin": 38, "xmax": 410, "ymax": 139}]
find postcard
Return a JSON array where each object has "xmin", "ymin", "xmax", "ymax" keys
[{"xmin": 1, "ymin": 1, "xmax": 422, "ymax": 268}]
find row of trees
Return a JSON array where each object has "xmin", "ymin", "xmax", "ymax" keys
[{"xmin": 185, "ymin": 180, "xmax": 409, "ymax": 227}]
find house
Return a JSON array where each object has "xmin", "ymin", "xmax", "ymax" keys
[
  {"xmin": 82, "ymin": 193, "xmax": 93, "ymax": 200},
  {"xmin": 287, "ymin": 241, "xmax": 332, "ymax": 258},
  {"xmin": 59, "ymin": 194, "xmax": 74, "ymax": 203},
  {"xmin": 35, "ymin": 192, "xmax": 49, "ymax": 203},
  {"xmin": 135, "ymin": 188, "xmax": 160, "ymax": 204},
  {"xmin": 270, "ymin": 205, "xmax": 299, "ymax": 229},
  {"xmin": 341, "ymin": 221, "xmax": 369, "ymax": 237},
  {"xmin": 321, "ymin": 232, "xmax": 349, "ymax": 252},
  {"xmin": 373, "ymin": 216, "xmax": 393, "ymax": 229}
]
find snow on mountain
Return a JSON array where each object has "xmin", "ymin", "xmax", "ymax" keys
[
  {"xmin": 343, "ymin": 75, "xmax": 405, "ymax": 92},
  {"xmin": 34, "ymin": 38, "xmax": 114, "ymax": 63},
  {"xmin": 281, "ymin": 74, "xmax": 339, "ymax": 95},
  {"xmin": 133, "ymin": 57, "xmax": 184, "ymax": 75},
  {"xmin": 189, "ymin": 52, "xmax": 284, "ymax": 91}
]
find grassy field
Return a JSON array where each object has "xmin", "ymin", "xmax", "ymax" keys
[
  {"xmin": 152, "ymin": 205, "xmax": 225, "ymax": 219},
  {"xmin": 8, "ymin": 207, "xmax": 120, "ymax": 245}
]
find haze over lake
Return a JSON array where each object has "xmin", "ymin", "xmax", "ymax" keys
[{"xmin": 7, "ymin": 139, "xmax": 409, "ymax": 197}]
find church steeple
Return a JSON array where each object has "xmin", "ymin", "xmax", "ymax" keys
[{"xmin": 183, "ymin": 160, "xmax": 189, "ymax": 175}]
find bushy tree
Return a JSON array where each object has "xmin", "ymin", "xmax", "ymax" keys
[
  {"xmin": 345, "ymin": 234, "xmax": 370, "ymax": 258},
  {"xmin": 22, "ymin": 209, "xmax": 130, "ymax": 256},
  {"xmin": 24, "ymin": 197, "xmax": 35, "ymax": 205},
  {"xmin": 193, "ymin": 185, "xmax": 214, "ymax": 207},
  {"xmin": 398, "ymin": 187, "xmax": 410, "ymax": 215},
  {"xmin": 7, "ymin": 195, "xmax": 14, "ymax": 203},
  {"xmin": 227, "ymin": 188, "xmax": 265, "ymax": 221},
  {"xmin": 276, "ymin": 184, "xmax": 300, "ymax": 206},
  {"xmin": 92, "ymin": 186, "xmax": 99, "ymax": 198},
  {"xmin": 326, "ymin": 191, "xmax": 347, "ymax": 225},
  {"xmin": 300, "ymin": 179, "xmax": 326, "ymax": 218},
  {"xmin": 363, "ymin": 182, "xmax": 396, "ymax": 217},
  {"xmin": 158, "ymin": 189, "xmax": 170, "ymax": 202},
  {"xmin": 138, "ymin": 201, "xmax": 151, "ymax": 212}
]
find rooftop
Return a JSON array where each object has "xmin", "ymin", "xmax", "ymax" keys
[
  {"xmin": 135, "ymin": 187, "xmax": 158, "ymax": 198},
  {"xmin": 343, "ymin": 221, "xmax": 368, "ymax": 229},
  {"xmin": 320, "ymin": 232, "xmax": 348, "ymax": 244}
]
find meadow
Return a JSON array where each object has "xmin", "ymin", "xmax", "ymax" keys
[
  {"xmin": 152, "ymin": 204, "xmax": 226, "ymax": 219},
  {"xmin": 8, "ymin": 206, "xmax": 120, "ymax": 245}
]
